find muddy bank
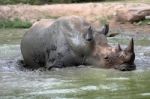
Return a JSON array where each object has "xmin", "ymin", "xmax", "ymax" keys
[{"xmin": 0, "ymin": 3, "xmax": 149, "ymax": 33}]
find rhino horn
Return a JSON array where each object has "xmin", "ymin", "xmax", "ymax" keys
[
  {"xmin": 126, "ymin": 38, "xmax": 134, "ymax": 52},
  {"xmin": 116, "ymin": 44, "xmax": 122, "ymax": 52}
]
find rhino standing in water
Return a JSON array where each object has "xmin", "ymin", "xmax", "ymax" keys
[{"xmin": 21, "ymin": 16, "xmax": 136, "ymax": 71}]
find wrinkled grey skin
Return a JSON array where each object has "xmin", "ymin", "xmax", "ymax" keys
[{"xmin": 21, "ymin": 16, "xmax": 136, "ymax": 71}]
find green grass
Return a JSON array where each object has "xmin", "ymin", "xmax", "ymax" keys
[
  {"xmin": 134, "ymin": 19, "xmax": 150, "ymax": 25},
  {"xmin": 0, "ymin": 18, "xmax": 32, "ymax": 28}
]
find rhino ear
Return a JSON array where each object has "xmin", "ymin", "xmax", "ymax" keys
[
  {"xmin": 85, "ymin": 26, "xmax": 93, "ymax": 41},
  {"xmin": 97, "ymin": 24, "xmax": 109, "ymax": 35}
]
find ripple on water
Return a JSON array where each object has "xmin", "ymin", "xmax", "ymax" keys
[
  {"xmin": 0, "ymin": 44, "xmax": 21, "ymax": 59},
  {"xmin": 80, "ymin": 85, "xmax": 98, "ymax": 91},
  {"xmin": 0, "ymin": 59, "xmax": 20, "ymax": 72},
  {"xmin": 0, "ymin": 44, "xmax": 22, "ymax": 72},
  {"xmin": 98, "ymin": 83, "xmax": 122, "ymax": 91},
  {"xmin": 106, "ymin": 77, "xmax": 129, "ymax": 80},
  {"xmin": 140, "ymin": 93, "xmax": 150, "ymax": 96},
  {"xmin": 135, "ymin": 46, "xmax": 150, "ymax": 69},
  {"xmin": 26, "ymin": 88, "xmax": 77, "ymax": 95}
]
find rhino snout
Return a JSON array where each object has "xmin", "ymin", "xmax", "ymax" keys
[{"xmin": 115, "ymin": 63, "xmax": 136, "ymax": 71}]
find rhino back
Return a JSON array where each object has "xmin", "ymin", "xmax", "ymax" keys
[
  {"xmin": 21, "ymin": 16, "xmax": 92, "ymax": 68},
  {"xmin": 21, "ymin": 19, "xmax": 57, "ymax": 68},
  {"xmin": 53, "ymin": 16, "xmax": 92, "ymax": 55}
]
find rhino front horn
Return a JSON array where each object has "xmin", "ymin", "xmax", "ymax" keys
[{"xmin": 126, "ymin": 38, "xmax": 134, "ymax": 52}]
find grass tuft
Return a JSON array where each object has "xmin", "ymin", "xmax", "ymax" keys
[
  {"xmin": 135, "ymin": 19, "xmax": 150, "ymax": 25},
  {"xmin": 0, "ymin": 18, "xmax": 32, "ymax": 28}
]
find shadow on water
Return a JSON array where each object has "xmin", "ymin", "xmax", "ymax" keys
[{"xmin": 0, "ymin": 29, "xmax": 150, "ymax": 99}]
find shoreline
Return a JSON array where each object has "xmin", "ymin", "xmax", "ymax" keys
[{"xmin": 0, "ymin": 3, "xmax": 149, "ymax": 33}]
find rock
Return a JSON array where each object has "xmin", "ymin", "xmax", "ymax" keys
[{"xmin": 116, "ymin": 7, "xmax": 150, "ymax": 23}]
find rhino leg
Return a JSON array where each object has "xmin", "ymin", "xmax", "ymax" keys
[
  {"xmin": 46, "ymin": 59, "xmax": 64, "ymax": 70},
  {"xmin": 45, "ymin": 51, "xmax": 65, "ymax": 70}
]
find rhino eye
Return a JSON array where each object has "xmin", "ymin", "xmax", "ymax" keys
[
  {"xmin": 119, "ymin": 52, "xmax": 125, "ymax": 58},
  {"xmin": 120, "ymin": 55, "xmax": 125, "ymax": 60},
  {"xmin": 104, "ymin": 56, "xmax": 109, "ymax": 59}
]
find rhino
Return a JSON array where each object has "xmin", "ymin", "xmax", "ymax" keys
[{"xmin": 21, "ymin": 16, "xmax": 136, "ymax": 71}]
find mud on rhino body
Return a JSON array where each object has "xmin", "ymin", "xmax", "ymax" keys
[{"xmin": 21, "ymin": 16, "xmax": 136, "ymax": 71}]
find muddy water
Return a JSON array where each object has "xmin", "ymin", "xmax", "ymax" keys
[{"xmin": 0, "ymin": 29, "xmax": 150, "ymax": 99}]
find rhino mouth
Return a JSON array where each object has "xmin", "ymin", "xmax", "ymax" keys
[{"xmin": 114, "ymin": 63, "xmax": 136, "ymax": 71}]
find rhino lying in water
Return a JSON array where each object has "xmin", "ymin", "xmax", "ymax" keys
[{"xmin": 21, "ymin": 16, "xmax": 136, "ymax": 71}]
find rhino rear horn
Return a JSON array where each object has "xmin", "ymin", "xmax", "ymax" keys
[
  {"xmin": 116, "ymin": 44, "xmax": 122, "ymax": 52},
  {"xmin": 126, "ymin": 38, "xmax": 134, "ymax": 52}
]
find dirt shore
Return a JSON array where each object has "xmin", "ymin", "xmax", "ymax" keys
[{"xmin": 0, "ymin": 3, "xmax": 149, "ymax": 33}]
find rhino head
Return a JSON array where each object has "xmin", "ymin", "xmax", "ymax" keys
[{"xmin": 84, "ymin": 24, "xmax": 136, "ymax": 71}]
